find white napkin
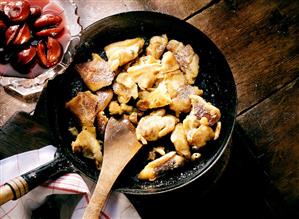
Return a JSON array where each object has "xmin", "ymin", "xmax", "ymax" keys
[{"xmin": 0, "ymin": 145, "xmax": 141, "ymax": 219}]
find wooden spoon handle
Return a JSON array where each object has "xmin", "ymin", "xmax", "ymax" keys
[{"xmin": 82, "ymin": 171, "xmax": 118, "ymax": 219}]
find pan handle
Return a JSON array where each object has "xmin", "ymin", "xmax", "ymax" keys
[{"xmin": 0, "ymin": 153, "xmax": 74, "ymax": 206}]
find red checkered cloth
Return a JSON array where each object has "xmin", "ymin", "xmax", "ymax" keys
[{"xmin": 0, "ymin": 146, "xmax": 140, "ymax": 219}]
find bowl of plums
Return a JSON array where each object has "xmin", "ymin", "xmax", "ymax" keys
[{"xmin": 0, "ymin": 0, "xmax": 80, "ymax": 99}]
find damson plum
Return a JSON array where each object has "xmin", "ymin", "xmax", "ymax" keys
[
  {"xmin": 11, "ymin": 45, "xmax": 37, "ymax": 74},
  {"xmin": 46, "ymin": 37, "xmax": 62, "ymax": 66},
  {"xmin": 37, "ymin": 37, "xmax": 62, "ymax": 68},
  {"xmin": 33, "ymin": 14, "xmax": 62, "ymax": 29},
  {"xmin": 5, "ymin": 25, "xmax": 19, "ymax": 46},
  {"xmin": 35, "ymin": 25, "xmax": 64, "ymax": 37},
  {"xmin": 5, "ymin": 24, "xmax": 31, "ymax": 46},
  {"xmin": 0, "ymin": 0, "xmax": 65, "ymax": 74},
  {"xmin": 15, "ymin": 45, "xmax": 36, "ymax": 66},
  {"xmin": 29, "ymin": 6, "xmax": 41, "ymax": 19},
  {"xmin": 13, "ymin": 23, "xmax": 31, "ymax": 45},
  {"xmin": 4, "ymin": 0, "xmax": 31, "ymax": 23},
  {"xmin": 34, "ymin": 14, "xmax": 64, "ymax": 37}
]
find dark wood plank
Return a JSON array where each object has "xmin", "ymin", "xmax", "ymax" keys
[
  {"xmin": 237, "ymin": 78, "xmax": 299, "ymax": 216},
  {"xmin": 74, "ymin": 0, "xmax": 213, "ymax": 28},
  {"xmin": 135, "ymin": 0, "xmax": 212, "ymax": 19},
  {"xmin": 74, "ymin": 0, "xmax": 129, "ymax": 28},
  {"xmin": 187, "ymin": 0, "xmax": 299, "ymax": 214},
  {"xmin": 188, "ymin": 0, "xmax": 299, "ymax": 114},
  {"xmin": 0, "ymin": 112, "xmax": 52, "ymax": 159},
  {"xmin": 0, "ymin": 87, "xmax": 36, "ymax": 126}
]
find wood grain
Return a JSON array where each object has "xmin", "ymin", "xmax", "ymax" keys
[
  {"xmin": 237, "ymin": 78, "xmax": 299, "ymax": 216},
  {"xmin": 188, "ymin": 0, "xmax": 299, "ymax": 114},
  {"xmin": 74, "ymin": 0, "xmax": 213, "ymax": 28},
  {"xmin": 0, "ymin": 87, "xmax": 36, "ymax": 126},
  {"xmin": 74, "ymin": 0, "xmax": 129, "ymax": 28},
  {"xmin": 187, "ymin": 0, "xmax": 299, "ymax": 214},
  {"xmin": 0, "ymin": 112, "xmax": 52, "ymax": 159},
  {"xmin": 135, "ymin": 0, "xmax": 212, "ymax": 19}
]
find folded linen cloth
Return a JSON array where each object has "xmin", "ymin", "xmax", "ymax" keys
[{"xmin": 0, "ymin": 145, "xmax": 140, "ymax": 219}]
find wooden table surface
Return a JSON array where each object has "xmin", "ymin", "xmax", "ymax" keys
[{"xmin": 0, "ymin": 0, "xmax": 298, "ymax": 217}]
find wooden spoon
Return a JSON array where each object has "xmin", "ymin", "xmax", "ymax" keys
[{"xmin": 82, "ymin": 117, "xmax": 142, "ymax": 219}]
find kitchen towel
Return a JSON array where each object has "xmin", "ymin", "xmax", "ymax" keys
[{"xmin": 0, "ymin": 145, "xmax": 140, "ymax": 219}]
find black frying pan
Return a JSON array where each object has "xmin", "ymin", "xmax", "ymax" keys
[{"xmin": 0, "ymin": 11, "xmax": 237, "ymax": 204}]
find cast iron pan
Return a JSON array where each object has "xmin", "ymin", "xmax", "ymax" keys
[{"xmin": 0, "ymin": 11, "xmax": 237, "ymax": 204}]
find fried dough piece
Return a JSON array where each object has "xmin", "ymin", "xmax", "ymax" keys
[
  {"xmin": 134, "ymin": 55, "xmax": 161, "ymax": 65},
  {"xmin": 104, "ymin": 37, "xmax": 145, "ymax": 71},
  {"xmin": 186, "ymin": 54, "xmax": 199, "ymax": 84},
  {"xmin": 128, "ymin": 111, "xmax": 138, "ymax": 125},
  {"xmin": 148, "ymin": 146, "xmax": 166, "ymax": 161},
  {"xmin": 96, "ymin": 111, "xmax": 108, "ymax": 135},
  {"xmin": 108, "ymin": 101, "xmax": 133, "ymax": 115},
  {"xmin": 108, "ymin": 101, "xmax": 122, "ymax": 115},
  {"xmin": 123, "ymin": 54, "xmax": 160, "ymax": 71},
  {"xmin": 126, "ymin": 55, "xmax": 161, "ymax": 90},
  {"xmin": 75, "ymin": 53, "xmax": 115, "ymax": 92},
  {"xmin": 71, "ymin": 126, "xmax": 103, "ymax": 169},
  {"xmin": 140, "ymin": 55, "xmax": 160, "ymax": 64},
  {"xmin": 137, "ymin": 83, "xmax": 171, "ymax": 111},
  {"xmin": 191, "ymin": 153, "xmax": 201, "ymax": 161},
  {"xmin": 170, "ymin": 123, "xmax": 191, "ymax": 159},
  {"xmin": 170, "ymin": 85, "xmax": 203, "ymax": 116},
  {"xmin": 187, "ymin": 124, "xmax": 215, "ymax": 150},
  {"xmin": 136, "ymin": 113, "xmax": 177, "ymax": 144},
  {"xmin": 116, "ymin": 72, "xmax": 135, "ymax": 88},
  {"xmin": 120, "ymin": 103, "xmax": 133, "ymax": 113},
  {"xmin": 158, "ymin": 70, "xmax": 186, "ymax": 98},
  {"xmin": 190, "ymin": 95, "xmax": 221, "ymax": 126},
  {"xmin": 182, "ymin": 114, "xmax": 201, "ymax": 131},
  {"xmin": 146, "ymin": 34, "xmax": 168, "ymax": 59},
  {"xmin": 65, "ymin": 91, "xmax": 99, "ymax": 127},
  {"xmin": 214, "ymin": 121, "xmax": 221, "ymax": 140},
  {"xmin": 183, "ymin": 115, "xmax": 215, "ymax": 149},
  {"xmin": 96, "ymin": 88, "xmax": 113, "ymax": 112},
  {"xmin": 150, "ymin": 108, "xmax": 166, "ymax": 116},
  {"xmin": 112, "ymin": 81, "xmax": 138, "ymax": 104},
  {"xmin": 167, "ymin": 39, "xmax": 184, "ymax": 54},
  {"xmin": 127, "ymin": 62, "xmax": 161, "ymax": 90},
  {"xmin": 167, "ymin": 40, "xmax": 199, "ymax": 84},
  {"xmin": 113, "ymin": 72, "xmax": 138, "ymax": 104},
  {"xmin": 138, "ymin": 151, "xmax": 185, "ymax": 181},
  {"xmin": 154, "ymin": 51, "xmax": 184, "ymax": 97},
  {"xmin": 160, "ymin": 51, "xmax": 180, "ymax": 74}
]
